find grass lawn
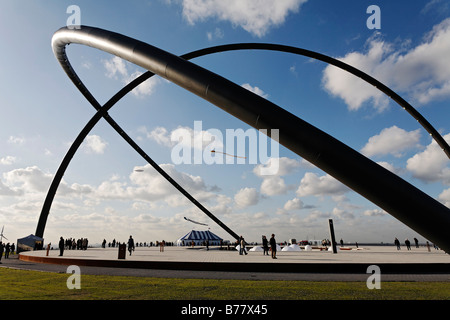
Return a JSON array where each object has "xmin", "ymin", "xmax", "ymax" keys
[{"xmin": 0, "ymin": 268, "xmax": 448, "ymax": 300}]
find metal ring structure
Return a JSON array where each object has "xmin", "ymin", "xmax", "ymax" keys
[{"xmin": 38, "ymin": 26, "xmax": 450, "ymax": 252}]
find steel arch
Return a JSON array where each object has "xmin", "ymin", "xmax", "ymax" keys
[{"xmin": 38, "ymin": 26, "xmax": 450, "ymax": 252}]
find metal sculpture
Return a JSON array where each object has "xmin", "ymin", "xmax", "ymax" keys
[{"xmin": 36, "ymin": 26, "xmax": 450, "ymax": 252}]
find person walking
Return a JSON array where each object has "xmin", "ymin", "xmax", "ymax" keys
[
  {"xmin": 127, "ymin": 235, "xmax": 135, "ymax": 256},
  {"xmin": 394, "ymin": 237, "xmax": 401, "ymax": 250},
  {"xmin": 58, "ymin": 237, "xmax": 65, "ymax": 256},
  {"xmin": 239, "ymin": 236, "xmax": 247, "ymax": 255},
  {"xmin": 262, "ymin": 235, "xmax": 269, "ymax": 256},
  {"xmin": 414, "ymin": 237, "xmax": 419, "ymax": 248},
  {"xmin": 405, "ymin": 238, "xmax": 411, "ymax": 250},
  {"xmin": 269, "ymin": 234, "xmax": 277, "ymax": 259}
]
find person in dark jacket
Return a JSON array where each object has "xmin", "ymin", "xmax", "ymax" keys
[
  {"xmin": 262, "ymin": 235, "xmax": 269, "ymax": 256},
  {"xmin": 59, "ymin": 237, "xmax": 65, "ymax": 256},
  {"xmin": 269, "ymin": 234, "xmax": 277, "ymax": 259}
]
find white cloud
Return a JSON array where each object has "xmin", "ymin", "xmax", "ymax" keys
[
  {"xmin": 207, "ymin": 27, "xmax": 224, "ymax": 41},
  {"xmin": 126, "ymin": 70, "xmax": 160, "ymax": 97},
  {"xmin": 322, "ymin": 18, "xmax": 450, "ymax": 111},
  {"xmin": 241, "ymin": 83, "xmax": 269, "ymax": 99},
  {"xmin": 332, "ymin": 207, "xmax": 355, "ymax": 220},
  {"xmin": 438, "ymin": 188, "xmax": 450, "ymax": 207},
  {"xmin": 296, "ymin": 172, "xmax": 349, "ymax": 197},
  {"xmin": 145, "ymin": 126, "xmax": 172, "ymax": 147},
  {"xmin": 363, "ymin": 208, "xmax": 387, "ymax": 217},
  {"xmin": 361, "ymin": 126, "xmax": 421, "ymax": 158},
  {"xmin": 181, "ymin": 0, "xmax": 307, "ymax": 37},
  {"xmin": 322, "ymin": 39, "xmax": 391, "ymax": 112},
  {"xmin": 7, "ymin": 136, "xmax": 25, "ymax": 145},
  {"xmin": 253, "ymin": 157, "xmax": 300, "ymax": 177},
  {"xmin": 1, "ymin": 166, "xmax": 93, "ymax": 197},
  {"xmin": 3, "ymin": 166, "xmax": 53, "ymax": 194},
  {"xmin": 83, "ymin": 135, "xmax": 108, "ymax": 154},
  {"xmin": 0, "ymin": 179, "xmax": 20, "ymax": 196},
  {"xmin": 0, "ymin": 156, "xmax": 16, "ymax": 165},
  {"xmin": 260, "ymin": 175, "xmax": 288, "ymax": 196},
  {"xmin": 283, "ymin": 197, "xmax": 304, "ymax": 211},
  {"xmin": 234, "ymin": 187, "xmax": 259, "ymax": 208},
  {"xmin": 376, "ymin": 161, "xmax": 400, "ymax": 174},
  {"xmin": 103, "ymin": 57, "xmax": 159, "ymax": 97},
  {"xmin": 104, "ymin": 56, "xmax": 128, "ymax": 79},
  {"xmin": 406, "ymin": 133, "xmax": 450, "ymax": 184},
  {"xmin": 253, "ymin": 157, "xmax": 301, "ymax": 196},
  {"xmin": 171, "ymin": 126, "xmax": 223, "ymax": 151}
]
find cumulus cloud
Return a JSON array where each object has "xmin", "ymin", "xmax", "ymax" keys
[
  {"xmin": 3, "ymin": 166, "xmax": 53, "ymax": 194},
  {"xmin": 283, "ymin": 197, "xmax": 304, "ymax": 211},
  {"xmin": 234, "ymin": 187, "xmax": 259, "ymax": 208},
  {"xmin": 143, "ymin": 126, "xmax": 172, "ymax": 147},
  {"xmin": 363, "ymin": 208, "xmax": 388, "ymax": 217},
  {"xmin": 83, "ymin": 135, "xmax": 108, "ymax": 154},
  {"xmin": 406, "ymin": 133, "xmax": 450, "ymax": 184},
  {"xmin": 181, "ymin": 0, "xmax": 307, "ymax": 37},
  {"xmin": 142, "ymin": 124, "xmax": 224, "ymax": 152},
  {"xmin": 322, "ymin": 18, "xmax": 450, "ymax": 111},
  {"xmin": 253, "ymin": 157, "xmax": 301, "ymax": 196},
  {"xmin": 296, "ymin": 172, "xmax": 349, "ymax": 198},
  {"xmin": 1, "ymin": 166, "xmax": 93, "ymax": 197},
  {"xmin": 103, "ymin": 56, "xmax": 159, "ymax": 97},
  {"xmin": 361, "ymin": 126, "xmax": 421, "ymax": 158},
  {"xmin": 0, "ymin": 156, "xmax": 16, "ymax": 165}
]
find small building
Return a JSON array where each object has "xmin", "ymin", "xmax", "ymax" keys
[{"xmin": 177, "ymin": 230, "xmax": 223, "ymax": 246}]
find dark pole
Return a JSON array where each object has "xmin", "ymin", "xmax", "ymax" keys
[{"xmin": 328, "ymin": 219, "xmax": 338, "ymax": 254}]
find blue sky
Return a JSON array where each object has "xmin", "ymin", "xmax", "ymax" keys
[{"xmin": 1, "ymin": 0, "xmax": 449, "ymax": 245}]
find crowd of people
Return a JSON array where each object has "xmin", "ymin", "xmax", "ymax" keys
[
  {"xmin": 56, "ymin": 236, "xmax": 89, "ymax": 256},
  {"xmin": 47, "ymin": 234, "xmax": 443, "ymax": 258},
  {"xmin": 0, "ymin": 242, "xmax": 15, "ymax": 263},
  {"xmin": 60, "ymin": 237, "xmax": 89, "ymax": 250},
  {"xmin": 394, "ymin": 237, "xmax": 439, "ymax": 251},
  {"xmin": 101, "ymin": 238, "xmax": 175, "ymax": 248}
]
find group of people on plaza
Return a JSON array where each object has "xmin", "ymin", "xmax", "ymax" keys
[
  {"xmin": 42, "ymin": 234, "xmax": 444, "ymax": 259},
  {"xmin": 57, "ymin": 236, "xmax": 89, "ymax": 256},
  {"xmin": 394, "ymin": 237, "xmax": 439, "ymax": 251},
  {"xmin": 0, "ymin": 242, "xmax": 15, "ymax": 263},
  {"xmin": 102, "ymin": 238, "xmax": 173, "ymax": 249},
  {"xmin": 238, "ymin": 234, "xmax": 278, "ymax": 259}
]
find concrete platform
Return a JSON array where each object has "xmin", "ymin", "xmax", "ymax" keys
[{"xmin": 12, "ymin": 245, "xmax": 450, "ymax": 281}]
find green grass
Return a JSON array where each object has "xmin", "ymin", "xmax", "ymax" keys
[{"xmin": 0, "ymin": 268, "xmax": 448, "ymax": 300}]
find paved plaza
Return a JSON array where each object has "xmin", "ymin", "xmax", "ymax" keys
[{"xmin": 2, "ymin": 244, "xmax": 448, "ymax": 281}]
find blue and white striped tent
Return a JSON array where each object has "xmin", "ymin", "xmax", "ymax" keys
[{"xmin": 177, "ymin": 230, "xmax": 222, "ymax": 246}]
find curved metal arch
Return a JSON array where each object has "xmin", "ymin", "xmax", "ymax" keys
[{"xmin": 39, "ymin": 26, "xmax": 450, "ymax": 252}]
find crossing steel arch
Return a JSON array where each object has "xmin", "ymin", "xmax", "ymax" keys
[{"xmin": 37, "ymin": 26, "xmax": 450, "ymax": 252}]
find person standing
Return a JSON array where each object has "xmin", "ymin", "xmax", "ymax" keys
[
  {"xmin": 0, "ymin": 242, "xmax": 4, "ymax": 264},
  {"xmin": 128, "ymin": 235, "xmax": 135, "ymax": 256},
  {"xmin": 262, "ymin": 235, "xmax": 269, "ymax": 256},
  {"xmin": 58, "ymin": 237, "xmax": 65, "ymax": 256},
  {"xmin": 269, "ymin": 234, "xmax": 277, "ymax": 259},
  {"xmin": 4, "ymin": 243, "xmax": 10, "ymax": 259}
]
